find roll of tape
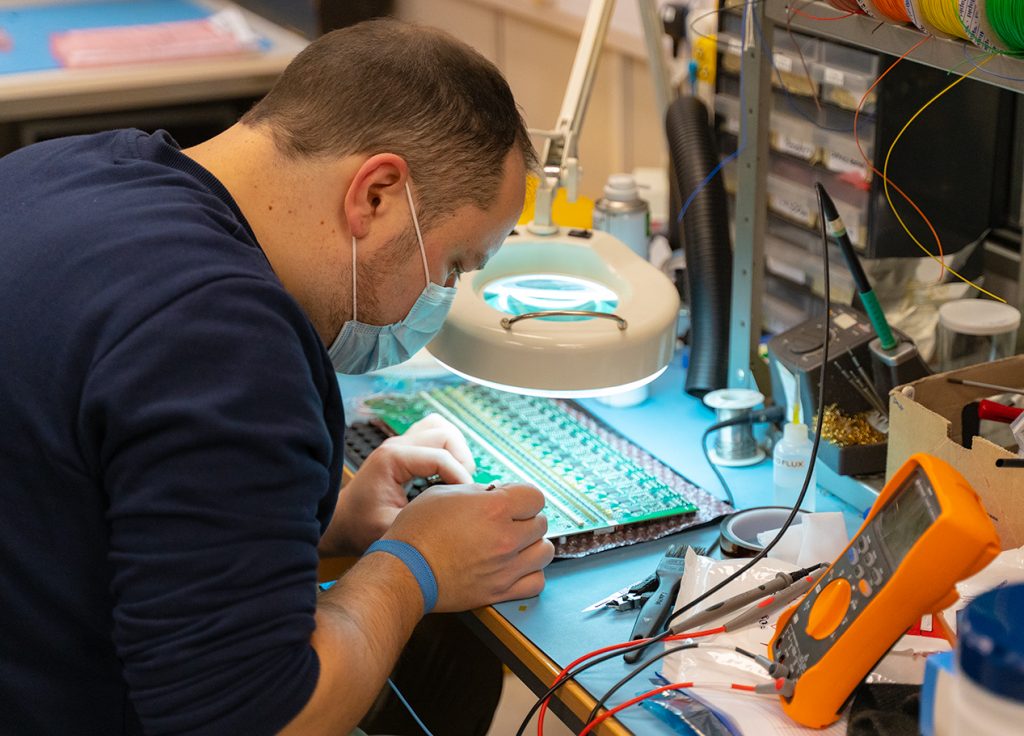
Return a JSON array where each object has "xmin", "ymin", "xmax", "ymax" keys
[{"xmin": 719, "ymin": 506, "xmax": 811, "ymax": 557}]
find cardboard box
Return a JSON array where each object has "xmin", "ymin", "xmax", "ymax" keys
[{"xmin": 887, "ymin": 354, "xmax": 1024, "ymax": 549}]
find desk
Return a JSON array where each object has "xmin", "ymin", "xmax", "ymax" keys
[
  {"xmin": 338, "ymin": 354, "xmax": 865, "ymax": 734},
  {"xmin": 0, "ymin": 0, "xmax": 307, "ymax": 124}
]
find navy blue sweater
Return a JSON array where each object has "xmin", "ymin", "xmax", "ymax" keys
[{"xmin": 0, "ymin": 130, "xmax": 344, "ymax": 734}]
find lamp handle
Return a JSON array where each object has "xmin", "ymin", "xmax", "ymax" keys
[{"xmin": 500, "ymin": 311, "xmax": 628, "ymax": 330}]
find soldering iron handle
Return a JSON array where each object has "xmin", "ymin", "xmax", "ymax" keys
[
  {"xmin": 858, "ymin": 290, "xmax": 897, "ymax": 351},
  {"xmin": 817, "ymin": 182, "xmax": 897, "ymax": 351}
]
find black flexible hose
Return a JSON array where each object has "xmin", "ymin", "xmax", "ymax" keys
[{"xmin": 665, "ymin": 96, "xmax": 732, "ymax": 398}]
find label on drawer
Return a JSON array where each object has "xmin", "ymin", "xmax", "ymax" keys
[
  {"xmin": 776, "ymin": 134, "xmax": 817, "ymax": 161},
  {"xmin": 768, "ymin": 193, "xmax": 815, "ymax": 227},
  {"xmin": 822, "ymin": 67, "xmax": 845, "ymax": 86},
  {"xmin": 825, "ymin": 150, "xmax": 869, "ymax": 178},
  {"xmin": 773, "ymin": 53, "xmax": 793, "ymax": 73}
]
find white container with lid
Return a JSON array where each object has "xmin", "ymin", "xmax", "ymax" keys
[{"xmin": 936, "ymin": 299, "xmax": 1021, "ymax": 372}]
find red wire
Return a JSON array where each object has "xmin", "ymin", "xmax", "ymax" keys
[{"xmin": 536, "ymin": 626, "xmax": 726, "ymax": 735}]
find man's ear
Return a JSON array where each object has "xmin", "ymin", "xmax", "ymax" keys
[{"xmin": 343, "ymin": 153, "xmax": 409, "ymax": 240}]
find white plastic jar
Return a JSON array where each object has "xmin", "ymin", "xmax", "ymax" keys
[{"xmin": 936, "ymin": 299, "xmax": 1020, "ymax": 371}]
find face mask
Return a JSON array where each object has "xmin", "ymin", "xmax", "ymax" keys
[{"xmin": 328, "ymin": 181, "xmax": 457, "ymax": 374}]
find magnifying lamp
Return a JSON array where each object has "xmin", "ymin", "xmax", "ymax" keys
[
  {"xmin": 428, "ymin": 0, "xmax": 680, "ymax": 398},
  {"xmin": 427, "ymin": 228, "xmax": 680, "ymax": 397}
]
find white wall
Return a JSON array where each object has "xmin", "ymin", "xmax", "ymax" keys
[{"xmin": 394, "ymin": 0, "xmax": 669, "ymax": 201}]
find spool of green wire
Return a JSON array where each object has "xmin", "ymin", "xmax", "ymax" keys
[
  {"xmin": 958, "ymin": 0, "xmax": 1017, "ymax": 52},
  {"xmin": 987, "ymin": 0, "xmax": 1024, "ymax": 51},
  {"xmin": 920, "ymin": 0, "xmax": 970, "ymax": 38}
]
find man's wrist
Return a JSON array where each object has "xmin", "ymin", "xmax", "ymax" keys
[{"xmin": 363, "ymin": 539, "xmax": 438, "ymax": 614}]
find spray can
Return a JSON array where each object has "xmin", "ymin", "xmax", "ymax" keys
[
  {"xmin": 593, "ymin": 174, "xmax": 652, "ymax": 408},
  {"xmin": 593, "ymin": 173, "xmax": 650, "ymax": 259}
]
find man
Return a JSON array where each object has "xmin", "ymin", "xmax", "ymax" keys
[{"xmin": 0, "ymin": 18, "xmax": 553, "ymax": 736}]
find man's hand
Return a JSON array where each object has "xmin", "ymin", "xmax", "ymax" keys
[
  {"xmin": 384, "ymin": 482, "xmax": 555, "ymax": 610},
  {"xmin": 319, "ymin": 413, "xmax": 475, "ymax": 556}
]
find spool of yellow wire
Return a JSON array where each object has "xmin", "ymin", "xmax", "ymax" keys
[{"xmin": 919, "ymin": 0, "xmax": 970, "ymax": 38}]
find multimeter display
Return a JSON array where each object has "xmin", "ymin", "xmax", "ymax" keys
[
  {"xmin": 876, "ymin": 473, "xmax": 938, "ymax": 564},
  {"xmin": 769, "ymin": 454, "xmax": 1001, "ymax": 729}
]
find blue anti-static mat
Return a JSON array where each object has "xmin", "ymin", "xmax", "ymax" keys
[{"xmin": 0, "ymin": 0, "xmax": 233, "ymax": 75}]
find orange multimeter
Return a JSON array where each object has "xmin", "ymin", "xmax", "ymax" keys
[{"xmin": 769, "ymin": 453, "xmax": 1001, "ymax": 728}]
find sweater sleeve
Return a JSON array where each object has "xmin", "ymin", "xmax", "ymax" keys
[{"xmin": 78, "ymin": 275, "xmax": 338, "ymax": 735}]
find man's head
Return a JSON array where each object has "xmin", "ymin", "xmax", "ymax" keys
[
  {"xmin": 242, "ymin": 19, "xmax": 535, "ymax": 231},
  {"xmin": 234, "ymin": 19, "xmax": 536, "ymax": 342}
]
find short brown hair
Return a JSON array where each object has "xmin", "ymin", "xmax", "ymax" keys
[{"xmin": 241, "ymin": 18, "xmax": 536, "ymax": 229}]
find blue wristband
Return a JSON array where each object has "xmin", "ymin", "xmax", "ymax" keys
[{"xmin": 364, "ymin": 539, "xmax": 438, "ymax": 614}]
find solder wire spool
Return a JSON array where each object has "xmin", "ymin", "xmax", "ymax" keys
[{"xmin": 703, "ymin": 389, "xmax": 766, "ymax": 467}]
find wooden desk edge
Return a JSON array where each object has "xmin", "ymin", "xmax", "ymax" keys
[{"xmin": 470, "ymin": 602, "xmax": 631, "ymax": 736}]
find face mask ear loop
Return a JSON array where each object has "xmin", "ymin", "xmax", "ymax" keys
[
  {"xmin": 351, "ymin": 236, "xmax": 358, "ymax": 321},
  {"xmin": 405, "ymin": 181, "xmax": 430, "ymax": 288}
]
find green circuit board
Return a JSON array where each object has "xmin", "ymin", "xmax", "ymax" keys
[{"xmin": 364, "ymin": 383, "xmax": 698, "ymax": 540}]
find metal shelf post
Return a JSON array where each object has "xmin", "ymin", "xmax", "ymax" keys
[{"xmin": 729, "ymin": 1, "xmax": 773, "ymax": 388}]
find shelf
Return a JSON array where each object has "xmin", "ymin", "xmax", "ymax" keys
[
  {"xmin": 0, "ymin": 0, "xmax": 309, "ymax": 123},
  {"xmin": 766, "ymin": 0, "xmax": 1024, "ymax": 95}
]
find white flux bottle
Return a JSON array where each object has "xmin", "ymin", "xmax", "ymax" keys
[{"xmin": 773, "ymin": 422, "xmax": 817, "ymax": 511}]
